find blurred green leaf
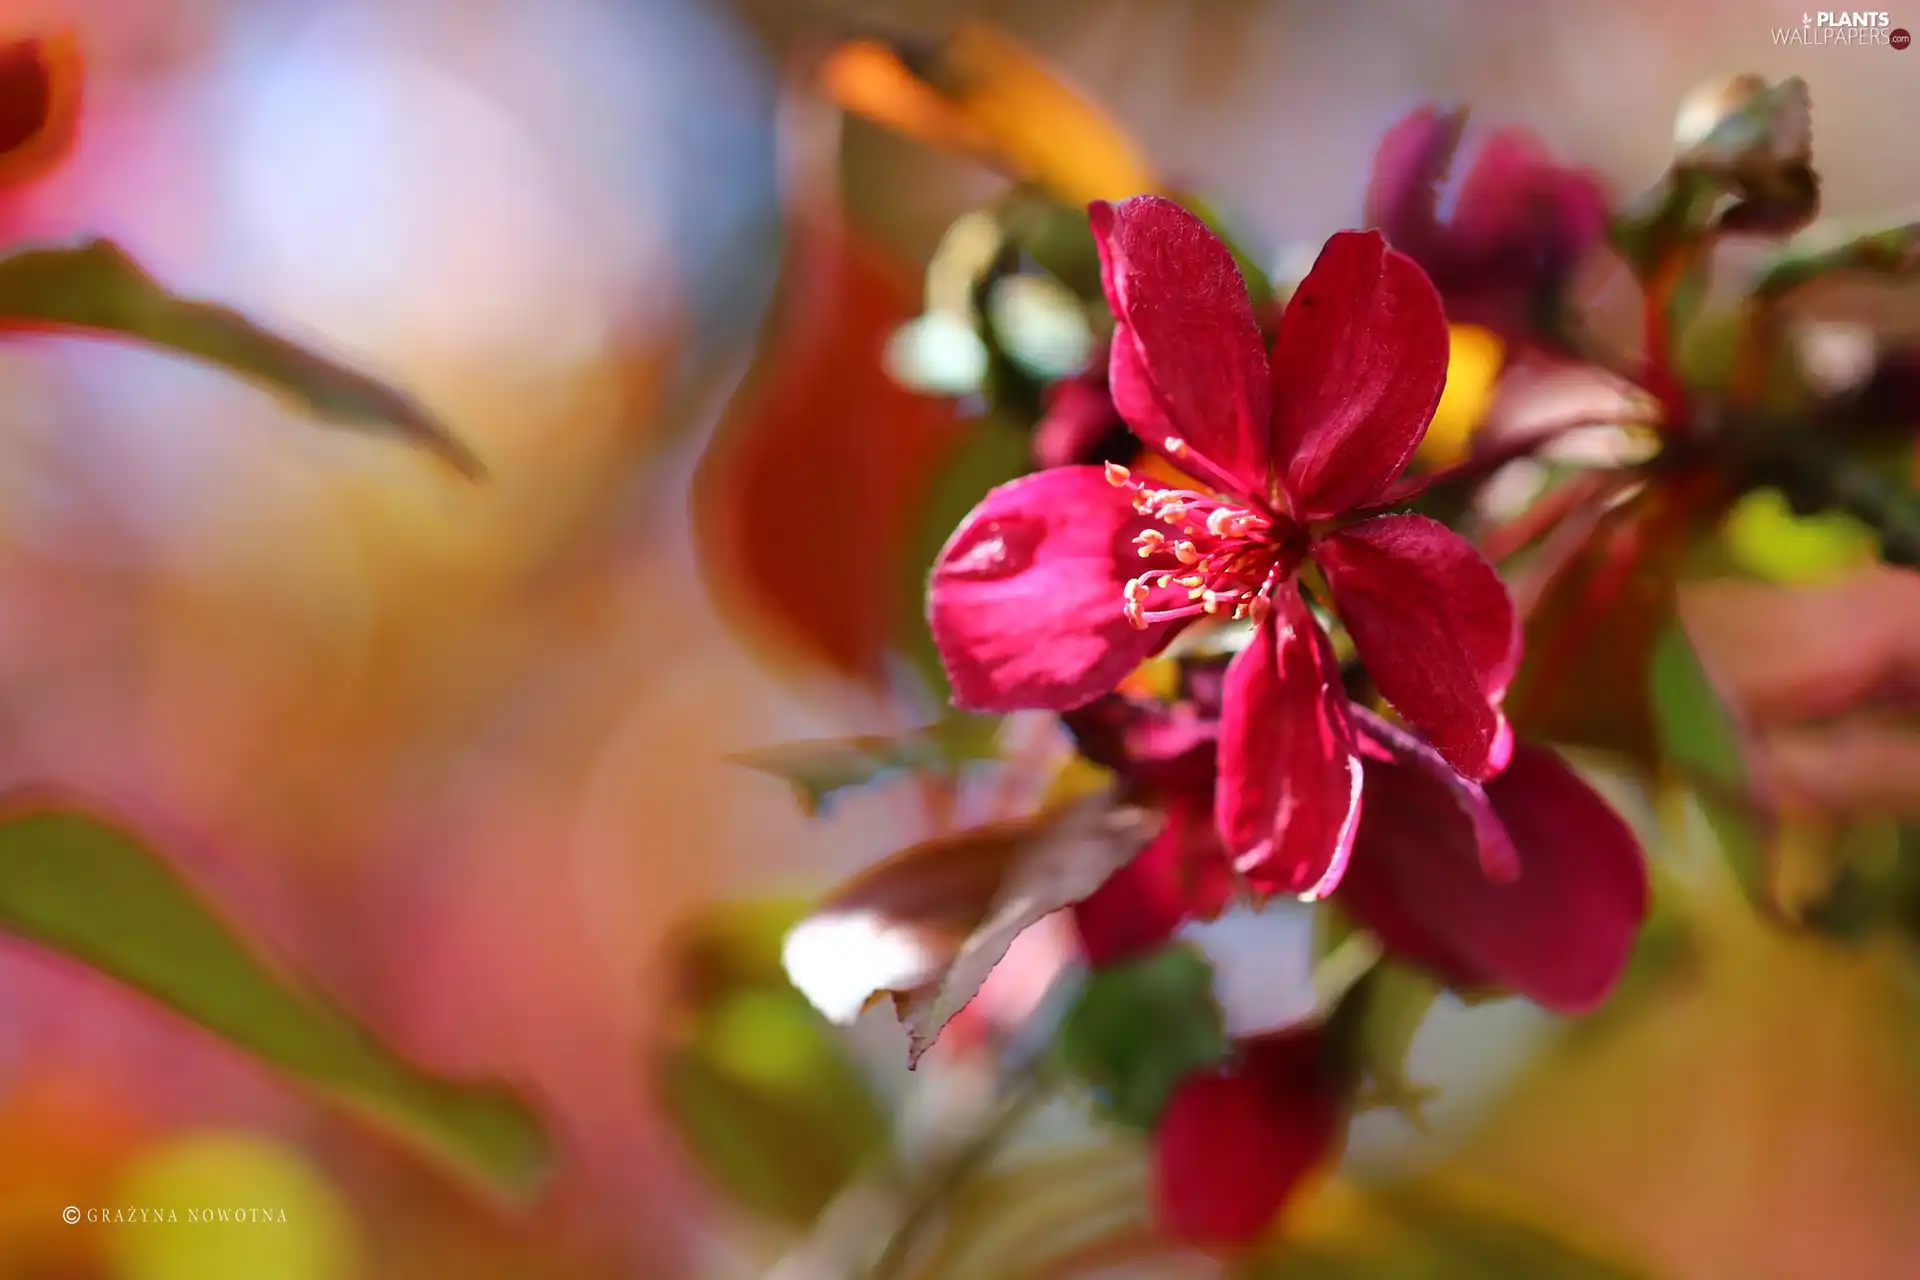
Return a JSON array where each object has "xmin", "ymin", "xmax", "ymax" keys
[
  {"xmin": 655, "ymin": 986, "xmax": 890, "ymax": 1226},
  {"xmin": 1751, "ymin": 432, "xmax": 1920, "ymax": 569},
  {"xmin": 1753, "ymin": 217, "xmax": 1920, "ymax": 300},
  {"xmin": 1610, "ymin": 169, "xmax": 1719, "ymax": 283},
  {"xmin": 0, "ymin": 239, "xmax": 482, "ymax": 478},
  {"xmin": 897, "ymin": 415, "xmax": 1033, "ymax": 703},
  {"xmin": 729, "ymin": 712, "xmax": 1002, "ymax": 818},
  {"xmin": 885, "ymin": 313, "xmax": 990, "ymax": 396},
  {"xmin": 661, "ymin": 896, "xmax": 814, "ymax": 1014},
  {"xmin": 1719, "ymin": 487, "xmax": 1878, "ymax": 584},
  {"xmin": 1055, "ymin": 943, "xmax": 1228, "ymax": 1130},
  {"xmin": 0, "ymin": 807, "xmax": 549, "ymax": 1198},
  {"xmin": 1003, "ymin": 189, "xmax": 1104, "ymax": 302},
  {"xmin": 1333, "ymin": 964, "xmax": 1441, "ymax": 1125},
  {"xmin": 1648, "ymin": 620, "xmax": 1769, "ymax": 900},
  {"xmin": 985, "ymin": 274, "xmax": 1095, "ymax": 382},
  {"xmin": 1241, "ymin": 1180, "xmax": 1650, "ymax": 1279}
]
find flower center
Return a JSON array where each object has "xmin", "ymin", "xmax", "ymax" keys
[{"xmin": 1104, "ymin": 463, "xmax": 1300, "ymax": 630}]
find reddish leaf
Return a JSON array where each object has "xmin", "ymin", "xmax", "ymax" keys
[
  {"xmin": 781, "ymin": 792, "xmax": 1162, "ymax": 1065},
  {"xmin": 692, "ymin": 216, "xmax": 964, "ymax": 685},
  {"xmin": 1504, "ymin": 489, "xmax": 1705, "ymax": 765}
]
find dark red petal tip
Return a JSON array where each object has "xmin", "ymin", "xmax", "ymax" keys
[
  {"xmin": 1314, "ymin": 513, "xmax": 1517, "ymax": 781},
  {"xmin": 1091, "ymin": 195, "xmax": 1273, "ymax": 496}
]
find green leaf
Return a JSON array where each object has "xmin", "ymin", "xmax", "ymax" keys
[
  {"xmin": 1748, "ymin": 431, "xmax": 1920, "ymax": 568},
  {"xmin": 1648, "ymin": 619, "xmax": 1770, "ymax": 899},
  {"xmin": 729, "ymin": 712, "xmax": 1002, "ymax": 817},
  {"xmin": 0, "ymin": 239, "xmax": 482, "ymax": 479},
  {"xmin": 1002, "ymin": 188, "xmax": 1104, "ymax": 303},
  {"xmin": 1369, "ymin": 1183, "xmax": 1651, "ymax": 1279},
  {"xmin": 653, "ymin": 986, "xmax": 890, "ymax": 1225},
  {"xmin": 1241, "ymin": 1180, "xmax": 1652, "ymax": 1279},
  {"xmin": 897, "ymin": 415, "xmax": 1033, "ymax": 703},
  {"xmin": 661, "ymin": 896, "xmax": 816, "ymax": 1013},
  {"xmin": 1325, "ymin": 962, "xmax": 1441, "ymax": 1126},
  {"xmin": 0, "ymin": 807, "xmax": 549, "ymax": 1198},
  {"xmin": 1609, "ymin": 169, "xmax": 1721, "ymax": 282},
  {"xmin": 1752, "ymin": 217, "xmax": 1920, "ymax": 300},
  {"xmin": 1719, "ymin": 487, "xmax": 1878, "ymax": 584},
  {"xmin": 1055, "ymin": 943, "xmax": 1229, "ymax": 1130}
]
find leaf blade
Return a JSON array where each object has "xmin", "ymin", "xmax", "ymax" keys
[
  {"xmin": 0, "ymin": 239, "xmax": 483, "ymax": 479},
  {"xmin": 0, "ymin": 805, "xmax": 550, "ymax": 1199}
]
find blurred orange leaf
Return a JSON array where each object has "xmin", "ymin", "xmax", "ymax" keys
[
  {"xmin": 820, "ymin": 22, "xmax": 1159, "ymax": 206},
  {"xmin": 0, "ymin": 28, "xmax": 81, "ymax": 192},
  {"xmin": 693, "ymin": 215, "xmax": 963, "ymax": 686},
  {"xmin": 782, "ymin": 791, "xmax": 1161, "ymax": 1065}
]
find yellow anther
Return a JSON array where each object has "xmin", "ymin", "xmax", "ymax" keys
[
  {"xmin": 1164, "ymin": 436, "xmax": 1190, "ymax": 458},
  {"xmin": 1104, "ymin": 461, "xmax": 1132, "ymax": 487},
  {"xmin": 1174, "ymin": 541, "xmax": 1202, "ymax": 565}
]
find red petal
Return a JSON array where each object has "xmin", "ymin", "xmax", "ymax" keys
[
  {"xmin": 928, "ymin": 466, "xmax": 1180, "ymax": 711},
  {"xmin": 1362, "ymin": 105, "xmax": 1467, "ymax": 265},
  {"xmin": 1060, "ymin": 693, "xmax": 1218, "ymax": 795},
  {"xmin": 1072, "ymin": 798, "xmax": 1235, "ymax": 967},
  {"xmin": 1090, "ymin": 196, "xmax": 1272, "ymax": 496},
  {"xmin": 1450, "ymin": 129, "xmax": 1610, "ymax": 281},
  {"xmin": 1152, "ymin": 1028, "xmax": 1345, "ymax": 1248},
  {"xmin": 1314, "ymin": 514, "xmax": 1518, "ymax": 780},
  {"xmin": 1339, "ymin": 742, "xmax": 1649, "ymax": 1014},
  {"xmin": 1350, "ymin": 706, "xmax": 1518, "ymax": 882},
  {"xmin": 1215, "ymin": 589, "xmax": 1363, "ymax": 900},
  {"xmin": 1270, "ymin": 230, "xmax": 1450, "ymax": 519}
]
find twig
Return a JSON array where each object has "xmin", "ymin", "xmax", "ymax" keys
[{"xmin": 765, "ymin": 969, "xmax": 1081, "ymax": 1280}]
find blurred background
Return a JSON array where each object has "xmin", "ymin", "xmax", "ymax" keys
[{"xmin": 1, "ymin": 0, "xmax": 1918, "ymax": 1277}]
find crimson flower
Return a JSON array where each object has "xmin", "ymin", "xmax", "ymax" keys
[
  {"xmin": 928, "ymin": 196, "xmax": 1519, "ymax": 898},
  {"xmin": 1150, "ymin": 1024, "xmax": 1345, "ymax": 1249},
  {"xmin": 1059, "ymin": 675, "xmax": 1647, "ymax": 1248},
  {"xmin": 1364, "ymin": 105, "xmax": 1608, "ymax": 348}
]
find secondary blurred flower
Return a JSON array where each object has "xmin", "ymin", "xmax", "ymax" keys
[
  {"xmin": 1364, "ymin": 105, "xmax": 1609, "ymax": 349},
  {"xmin": 0, "ymin": 28, "xmax": 82, "ymax": 194},
  {"xmin": 1150, "ymin": 1024, "xmax": 1345, "ymax": 1249},
  {"xmin": 928, "ymin": 197, "xmax": 1519, "ymax": 898},
  {"xmin": 1031, "ymin": 335, "xmax": 1135, "ymax": 470}
]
